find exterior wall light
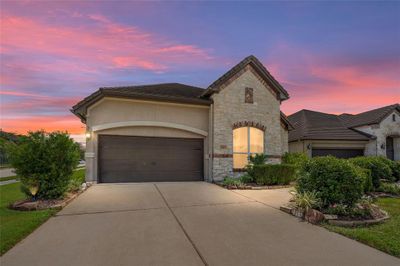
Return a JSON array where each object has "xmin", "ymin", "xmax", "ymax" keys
[
  {"xmin": 381, "ymin": 143, "xmax": 385, "ymax": 149},
  {"xmin": 85, "ymin": 132, "xmax": 91, "ymax": 139},
  {"xmin": 307, "ymin": 144, "xmax": 312, "ymax": 150}
]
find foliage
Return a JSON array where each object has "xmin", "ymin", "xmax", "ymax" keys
[
  {"xmin": 222, "ymin": 176, "xmax": 243, "ymax": 187},
  {"xmin": 324, "ymin": 204, "xmax": 371, "ymax": 219},
  {"xmin": 294, "ymin": 190, "xmax": 320, "ymax": 211},
  {"xmin": 355, "ymin": 166, "xmax": 373, "ymax": 193},
  {"xmin": 239, "ymin": 173, "xmax": 253, "ymax": 184},
  {"xmin": 375, "ymin": 156, "xmax": 398, "ymax": 182},
  {"xmin": 349, "ymin": 156, "xmax": 393, "ymax": 188},
  {"xmin": 0, "ymin": 183, "xmax": 56, "ymax": 255},
  {"xmin": 376, "ymin": 183, "xmax": 400, "ymax": 196},
  {"xmin": 325, "ymin": 198, "xmax": 400, "ymax": 257},
  {"xmin": 297, "ymin": 156, "xmax": 364, "ymax": 208},
  {"xmin": 0, "ymin": 130, "xmax": 22, "ymax": 166},
  {"xmin": 246, "ymin": 153, "xmax": 269, "ymax": 177},
  {"xmin": 68, "ymin": 169, "xmax": 86, "ymax": 192},
  {"xmin": 253, "ymin": 164, "xmax": 296, "ymax": 185},
  {"xmin": 7, "ymin": 131, "xmax": 80, "ymax": 199},
  {"xmin": 282, "ymin": 152, "xmax": 309, "ymax": 178}
]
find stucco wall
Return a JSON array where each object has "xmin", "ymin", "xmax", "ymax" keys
[
  {"xmin": 211, "ymin": 67, "xmax": 284, "ymax": 180},
  {"xmin": 85, "ymin": 98, "xmax": 210, "ymax": 182},
  {"xmin": 354, "ymin": 111, "xmax": 400, "ymax": 159}
]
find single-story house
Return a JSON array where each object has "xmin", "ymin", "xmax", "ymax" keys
[
  {"xmin": 72, "ymin": 55, "xmax": 293, "ymax": 183},
  {"xmin": 288, "ymin": 104, "xmax": 400, "ymax": 160}
]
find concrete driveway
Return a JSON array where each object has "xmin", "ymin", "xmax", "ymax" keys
[{"xmin": 2, "ymin": 182, "xmax": 399, "ymax": 266}]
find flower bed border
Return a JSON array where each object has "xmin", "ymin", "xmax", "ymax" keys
[
  {"xmin": 215, "ymin": 182, "xmax": 292, "ymax": 190},
  {"xmin": 10, "ymin": 183, "xmax": 92, "ymax": 211}
]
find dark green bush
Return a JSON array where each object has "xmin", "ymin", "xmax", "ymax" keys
[
  {"xmin": 376, "ymin": 183, "xmax": 400, "ymax": 195},
  {"xmin": 375, "ymin": 156, "xmax": 399, "ymax": 182},
  {"xmin": 7, "ymin": 131, "xmax": 80, "ymax": 199},
  {"xmin": 253, "ymin": 164, "xmax": 296, "ymax": 185},
  {"xmin": 349, "ymin": 156, "xmax": 393, "ymax": 188},
  {"xmin": 355, "ymin": 166, "xmax": 373, "ymax": 193},
  {"xmin": 239, "ymin": 173, "xmax": 253, "ymax": 184},
  {"xmin": 246, "ymin": 153, "xmax": 268, "ymax": 178},
  {"xmin": 282, "ymin": 152, "xmax": 308, "ymax": 170},
  {"xmin": 222, "ymin": 176, "xmax": 243, "ymax": 187},
  {"xmin": 297, "ymin": 156, "xmax": 363, "ymax": 208}
]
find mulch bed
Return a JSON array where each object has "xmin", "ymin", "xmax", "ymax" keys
[{"xmin": 10, "ymin": 183, "xmax": 91, "ymax": 211}]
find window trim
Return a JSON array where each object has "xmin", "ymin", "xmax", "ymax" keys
[{"xmin": 232, "ymin": 126, "xmax": 264, "ymax": 169}]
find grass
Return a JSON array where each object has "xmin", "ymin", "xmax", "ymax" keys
[
  {"xmin": 71, "ymin": 168, "xmax": 85, "ymax": 183},
  {"xmin": 325, "ymin": 198, "xmax": 400, "ymax": 257},
  {"xmin": 0, "ymin": 183, "xmax": 57, "ymax": 255}
]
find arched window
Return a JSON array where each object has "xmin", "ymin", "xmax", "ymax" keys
[{"xmin": 233, "ymin": 127, "xmax": 264, "ymax": 169}]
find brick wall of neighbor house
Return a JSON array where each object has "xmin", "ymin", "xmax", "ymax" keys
[
  {"xmin": 211, "ymin": 67, "xmax": 284, "ymax": 180},
  {"xmin": 354, "ymin": 111, "xmax": 400, "ymax": 159}
]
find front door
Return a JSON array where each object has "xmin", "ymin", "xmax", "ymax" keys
[{"xmin": 386, "ymin": 136, "xmax": 394, "ymax": 160}]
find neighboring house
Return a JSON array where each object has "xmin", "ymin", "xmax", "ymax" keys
[
  {"xmin": 288, "ymin": 104, "xmax": 400, "ymax": 160},
  {"xmin": 72, "ymin": 55, "xmax": 292, "ymax": 183}
]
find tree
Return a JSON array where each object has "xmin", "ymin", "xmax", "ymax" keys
[{"xmin": 7, "ymin": 131, "xmax": 80, "ymax": 199}]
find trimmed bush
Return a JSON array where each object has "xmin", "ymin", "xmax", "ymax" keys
[
  {"xmin": 376, "ymin": 156, "xmax": 399, "ymax": 182},
  {"xmin": 282, "ymin": 152, "xmax": 308, "ymax": 169},
  {"xmin": 7, "ymin": 131, "xmax": 80, "ymax": 199},
  {"xmin": 349, "ymin": 156, "xmax": 393, "ymax": 188},
  {"xmin": 253, "ymin": 164, "xmax": 296, "ymax": 185},
  {"xmin": 239, "ymin": 173, "xmax": 253, "ymax": 184},
  {"xmin": 355, "ymin": 166, "xmax": 373, "ymax": 193},
  {"xmin": 297, "ymin": 156, "xmax": 364, "ymax": 208},
  {"xmin": 376, "ymin": 183, "xmax": 400, "ymax": 195}
]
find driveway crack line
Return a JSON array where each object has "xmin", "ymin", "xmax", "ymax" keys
[
  {"xmin": 55, "ymin": 206, "xmax": 166, "ymax": 217},
  {"xmin": 154, "ymin": 184, "xmax": 208, "ymax": 266}
]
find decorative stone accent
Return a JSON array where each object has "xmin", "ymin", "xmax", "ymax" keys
[
  {"xmin": 280, "ymin": 205, "xmax": 294, "ymax": 214},
  {"xmin": 305, "ymin": 209, "xmax": 325, "ymax": 224},
  {"xmin": 323, "ymin": 214, "xmax": 338, "ymax": 220},
  {"xmin": 328, "ymin": 212, "xmax": 390, "ymax": 227},
  {"xmin": 232, "ymin": 121, "xmax": 266, "ymax": 131},
  {"xmin": 245, "ymin": 87, "xmax": 254, "ymax": 103},
  {"xmin": 213, "ymin": 153, "xmax": 233, "ymax": 158},
  {"xmin": 291, "ymin": 207, "xmax": 305, "ymax": 218}
]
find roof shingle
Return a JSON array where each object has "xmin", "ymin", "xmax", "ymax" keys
[{"xmin": 288, "ymin": 110, "xmax": 373, "ymax": 142}]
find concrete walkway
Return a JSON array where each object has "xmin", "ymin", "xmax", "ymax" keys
[{"xmin": 1, "ymin": 182, "xmax": 399, "ymax": 266}]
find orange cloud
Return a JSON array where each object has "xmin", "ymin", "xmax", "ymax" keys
[{"xmin": 1, "ymin": 115, "xmax": 85, "ymax": 135}]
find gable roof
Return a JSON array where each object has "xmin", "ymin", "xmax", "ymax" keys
[
  {"xmin": 339, "ymin": 103, "xmax": 400, "ymax": 128},
  {"xmin": 71, "ymin": 83, "xmax": 211, "ymax": 121},
  {"xmin": 202, "ymin": 55, "xmax": 289, "ymax": 101},
  {"xmin": 288, "ymin": 109, "xmax": 374, "ymax": 142}
]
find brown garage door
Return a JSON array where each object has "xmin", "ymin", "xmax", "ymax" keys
[
  {"xmin": 99, "ymin": 135, "xmax": 204, "ymax": 183},
  {"xmin": 312, "ymin": 148, "xmax": 364, "ymax": 159}
]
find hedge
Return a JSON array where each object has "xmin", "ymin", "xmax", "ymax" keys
[
  {"xmin": 349, "ymin": 156, "xmax": 393, "ymax": 188},
  {"xmin": 297, "ymin": 156, "xmax": 364, "ymax": 208},
  {"xmin": 253, "ymin": 164, "xmax": 296, "ymax": 185}
]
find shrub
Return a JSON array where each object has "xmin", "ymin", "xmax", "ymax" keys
[
  {"xmin": 282, "ymin": 152, "xmax": 308, "ymax": 172},
  {"xmin": 376, "ymin": 183, "xmax": 400, "ymax": 195},
  {"xmin": 253, "ymin": 164, "xmax": 296, "ymax": 185},
  {"xmin": 294, "ymin": 190, "xmax": 321, "ymax": 211},
  {"xmin": 7, "ymin": 131, "xmax": 80, "ymax": 199},
  {"xmin": 349, "ymin": 157, "xmax": 393, "ymax": 188},
  {"xmin": 392, "ymin": 161, "xmax": 400, "ymax": 182},
  {"xmin": 355, "ymin": 166, "xmax": 373, "ymax": 193},
  {"xmin": 375, "ymin": 156, "xmax": 398, "ymax": 182},
  {"xmin": 297, "ymin": 156, "xmax": 363, "ymax": 208},
  {"xmin": 239, "ymin": 173, "xmax": 253, "ymax": 184},
  {"xmin": 222, "ymin": 177, "xmax": 243, "ymax": 187},
  {"xmin": 246, "ymin": 153, "xmax": 268, "ymax": 178}
]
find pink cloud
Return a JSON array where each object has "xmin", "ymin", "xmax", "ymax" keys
[
  {"xmin": 264, "ymin": 42, "xmax": 400, "ymax": 115},
  {"xmin": 0, "ymin": 13, "xmax": 217, "ymax": 73}
]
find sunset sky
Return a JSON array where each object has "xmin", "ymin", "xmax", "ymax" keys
[{"xmin": 1, "ymin": 1, "xmax": 399, "ymax": 137}]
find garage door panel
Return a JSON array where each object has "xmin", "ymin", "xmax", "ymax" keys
[
  {"xmin": 99, "ymin": 135, "xmax": 204, "ymax": 182},
  {"xmin": 312, "ymin": 148, "xmax": 364, "ymax": 159}
]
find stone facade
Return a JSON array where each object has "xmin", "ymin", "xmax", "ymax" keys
[
  {"xmin": 211, "ymin": 66, "xmax": 288, "ymax": 180},
  {"xmin": 354, "ymin": 110, "xmax": 400, "ymax": 160}
]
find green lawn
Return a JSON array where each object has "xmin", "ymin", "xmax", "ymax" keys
[
  {"xmin": 325, "ymin": 198, "xmax": 400, "ymax": 257},
  {"xmin": 0, "ymin": 183, "xmax": 57, "ymax": 255}
]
